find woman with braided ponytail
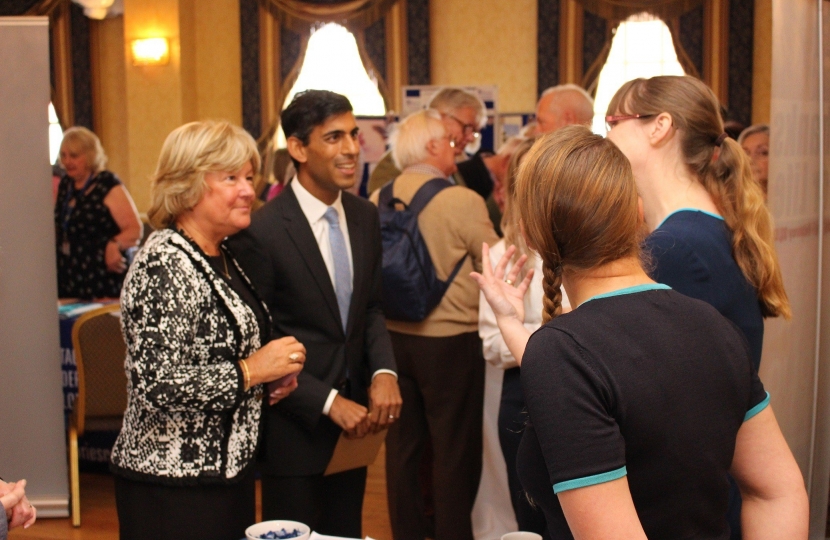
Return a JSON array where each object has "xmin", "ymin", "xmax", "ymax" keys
[
  {"xmin": 605, "ymin": 75, "xmax": 789, "ymax": 538},
  {"xmin": 471, "ymin": 125, "xmax": 806, "ymax": 540}
]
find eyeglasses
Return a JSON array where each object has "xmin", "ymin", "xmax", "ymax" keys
[
  {"xmin": 446, "ymin": 114, "xmax": 481, "ymax": 139},
  {"xmin": 605, "ymin": 114, "xmax": 655, "ymax": 132}
]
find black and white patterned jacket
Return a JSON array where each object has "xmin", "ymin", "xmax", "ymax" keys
[{"xmin": 110, "ymin": 228, "xmax": 266, "ymax": 485}]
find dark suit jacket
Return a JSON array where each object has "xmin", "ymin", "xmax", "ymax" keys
[{"xmin": 229, "ymin": 186, "xmax": 397, "ymax": 476}]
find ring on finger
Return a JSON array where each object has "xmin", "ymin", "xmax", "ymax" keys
[
  {"xmin": 504, "ymin": 278, "xmax": 514, "ymax": 285},
  {"xmin": 289, "ymin": 352, "xmax": 301, "ymax": 361}
]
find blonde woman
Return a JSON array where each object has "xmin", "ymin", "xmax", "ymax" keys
[
  {"xmin": 738, "ymin": 124, "xmax": 770, "ymax": 196},
  {"xmin": 472, "ymin": 126, "xmax": 807, "ymax": 540},
  {"xmin": 54, "ymin": 127, "xmax": 141, "ymax": 299},
  {"xmin": 110, "ymin": 121, "xmax": 306, "ymax": 540}
]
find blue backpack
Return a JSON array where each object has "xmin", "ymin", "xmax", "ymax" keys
[{"xmin": 378, "ymin": 178, "xmax": 469, "ymax": 322}]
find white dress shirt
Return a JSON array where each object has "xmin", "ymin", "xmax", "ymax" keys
[
  {"xmin": 290, "ymin": 179, "xmax": 396, "ymax": 415},
  {"xmin": 291, "ymin": 178, "xmax": 354, "ymax": 290}
]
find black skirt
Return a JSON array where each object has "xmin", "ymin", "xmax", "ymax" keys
[{"xmin": 114, "ymin": 471, "xmax": 255, "ymax": 540}]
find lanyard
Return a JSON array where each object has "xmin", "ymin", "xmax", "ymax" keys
[{"xmin": 61, "ymin": 173, "xmax": 95, "ymax": 233}]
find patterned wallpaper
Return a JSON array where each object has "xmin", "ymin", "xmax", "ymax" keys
[
  {"xmin": 728, "ymin": 0, "xmax": 753, "ymax": 126},
  {"xmin": 70, "ymin": 3, "xmax": 92, "ymax": 130},
  {"xmin": 538, "ymin": 0, "xmax": 560, "ymax": 96},
  {"xmin": 407, "ymin": 0, "xmax": 429, "ymax": 85},
  {"xmin": 240, "ymin": 0, "xmax": 261, "ymax": 138}
]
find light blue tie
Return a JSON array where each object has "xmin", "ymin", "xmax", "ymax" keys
[{"xmin": 324, "ymin": 207, "xmax": 352, "ymax": 332}]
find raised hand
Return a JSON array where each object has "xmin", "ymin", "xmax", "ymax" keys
[{"xmin": 470, "ymin": 243, "xmax": 535, "ymax": 324}]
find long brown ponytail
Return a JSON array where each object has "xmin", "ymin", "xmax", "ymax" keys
[
  {"xmin": 515, "ymin": 126, "xmax": 643, "ymax": 322},
  {"xmin": 607, "ymin": 76, "xmax": 790, "ymax": 318}
]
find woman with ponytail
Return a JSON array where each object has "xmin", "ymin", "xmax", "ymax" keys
[
  {"xmin": 471, "ymin": 126, "xmax": 806, "ymax": 540},
  {"xmin": 605, "ymin": 75, "xmax": 789, "ymax": 372}
]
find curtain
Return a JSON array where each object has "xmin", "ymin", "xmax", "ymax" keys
[
  {"xmin": 264, "ymin": 0, "xmax": 398, "ymax": 33},
  {"xmin": 572, "ymin": 0, "xmax": 704, "ymax": 21},
  {"xmin": 263, "ymin": 0, "xmax": 400, "ymax": 111},
  {"xmin": 581, "ymin": 12, "xmax": 617, "ymax": 96},
  {"xmin": 578, "ymin": 3, "xmax": 704, "ymax": 96}
]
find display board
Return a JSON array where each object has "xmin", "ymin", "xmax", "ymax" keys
[{"xmin": 0, "ymin": 16, "xmax": 69, "ymax": 517}]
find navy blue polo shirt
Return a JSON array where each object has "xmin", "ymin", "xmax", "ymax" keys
[{"xmin": 644, "ymin": 209, "xmax": 764, "ymax": 370}]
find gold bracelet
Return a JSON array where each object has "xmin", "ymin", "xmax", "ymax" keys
[{"xmin": 239, "ymin": 360, "xmax": 251, "ymax": 391}]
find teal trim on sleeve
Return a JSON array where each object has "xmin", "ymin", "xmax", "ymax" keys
[
  {"xmin": 553, "ymin": 466, "xmax": 628, "ymax": 494},
  {"xmin": 656, "ymin": 208, "xmax": 725, "ymax": 229},
  {"xmin": 744, "ymin": 392, "xmax": 771, "ymax": 422},
  {"xmin": 580, "ymin": 283, "xmax": 671, "ymax": 307}
]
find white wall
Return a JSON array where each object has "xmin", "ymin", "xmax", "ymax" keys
[{"xmin": 0, "ymin": 17, "xmax": 69, "ymax": 517}]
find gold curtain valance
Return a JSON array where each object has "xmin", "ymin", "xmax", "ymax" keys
[
  {"xmin": 573, "ymin": 0, "xmax": 703, "ymax": 21},
  {"xmin": 264, "ymin": 0, "xmax": 399, "ymax": 33}
]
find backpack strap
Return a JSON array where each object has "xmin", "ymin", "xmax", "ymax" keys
[
  {"xmin": 445, "ymin": 253, "xmax": 469, "ymax": 286},
  {"xmin": 409, "ymin": 178, "xmax": 468, "ymax": 286},
  {"xmin": 378, "ymin": 179, "xmax": 396, "ymax": 210},
  {"xmin": 408, "ymin": 178, "xmax": 454, "ymax": 215}
]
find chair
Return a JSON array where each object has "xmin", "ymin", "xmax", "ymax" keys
[{"xmin": 69, "ymin": 303, "xmax": 128, "ymax": 527}]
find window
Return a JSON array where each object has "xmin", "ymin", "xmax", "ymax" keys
[
  {"xmin": 283, "ymin": 23, "xmax": 385, "ymax": 116},
  {"xmin": 49, "ymin": 102, "xmax": 63, "ymax": 164},
  {"xmin": 592, "ymin": 14, "xmax": 685, "ymax": 134},
  {"xmin": 276, "ymin": 23, "xmax": 386, "ymax": 147}
]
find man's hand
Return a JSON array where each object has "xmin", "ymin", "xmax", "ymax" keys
[
  {"xmin": 368, "ymin": 373, "xmax": 402, "ymax": 433},
  {"xmin": 329, "ymin": 394, "xmax": 369, "ymax": 439}
]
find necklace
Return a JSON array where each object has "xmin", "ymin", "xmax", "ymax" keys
[
  {"xmin": 219, "ymin": 248, "xmax": 231, "ymax": 280},
  {"xmin": 176, "ymin": 225, "xmax": 230, "ymax": 280}
]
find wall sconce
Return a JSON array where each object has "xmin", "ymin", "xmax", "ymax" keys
[{"xmin": 131, "ymin": 38, "xmax": 170, "ymax": 66}]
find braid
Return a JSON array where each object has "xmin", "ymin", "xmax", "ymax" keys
[{"xmin": 541, "ymin": 262, "xmax": 563, "ymax": 323}]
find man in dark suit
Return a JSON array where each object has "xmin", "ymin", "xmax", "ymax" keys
[{"xmin": 230, "ymin": 90, "xmax": 401, "ymax": 538}]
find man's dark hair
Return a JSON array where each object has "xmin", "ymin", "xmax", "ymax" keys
[{"xmin": 281, "ymin": 90, "xmax": 353, "ymax": 145}]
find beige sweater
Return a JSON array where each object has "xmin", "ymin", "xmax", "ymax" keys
[{"xmin": 371, "ymin": 172, "xmax": 499, "ymax": 337}]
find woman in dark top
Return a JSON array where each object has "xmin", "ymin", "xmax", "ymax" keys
[
  {"xmin": 471, "ymin": 127, "xmax": 807, "ymax": 540},
  {"xmin": 54, "ymin": 127, "xmax": 142, "ymax": 299},
  {"xmin": 111, "ymin": 121, "xmax": 307, "ymax": 540},
  {"xmin": 604, "ymin": 75, "xmax": 789, "ymax": 370}
]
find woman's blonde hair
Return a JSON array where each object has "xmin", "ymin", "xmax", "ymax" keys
[
  {"xmin": 608, "ymin": 76, "xmax": 790, "ymax": 318},
  {"xmin": 501, "ymin": 137, "xmax": 536, "ymax": 264},
  {"xmin": 60, "ymin": 126, "xmax": 107, "ymax": 174},
  {"xmin": 516, "ymin": 126, "xmax": 643, "ymax": 322},
  {"xmin": 147, "ymin": 121, "xmax": 261, "ymax": 229}
]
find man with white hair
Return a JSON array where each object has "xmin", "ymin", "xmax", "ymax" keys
[
  {"xmin": 534, "ymin": 83, "xmax": 595, "ymax": 134},
  {"xmin": 370, "ymin": 109, "xmax": 499, "ymax": 540}
]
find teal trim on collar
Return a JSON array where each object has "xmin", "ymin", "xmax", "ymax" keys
[
  {"xmin": 580, "ymin": 283, "xmax": 671, "ymax": 307},
  {"xmin": 744, "ymin": 392, "xmax": 771, "ymax": 422},
  {"xmin": 656, "ymin": 208, "xmax": 725, "ymax": 229},
  {"xmin": 553, "ymin": 466, "xmax": 628, "ymax": 494}
]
